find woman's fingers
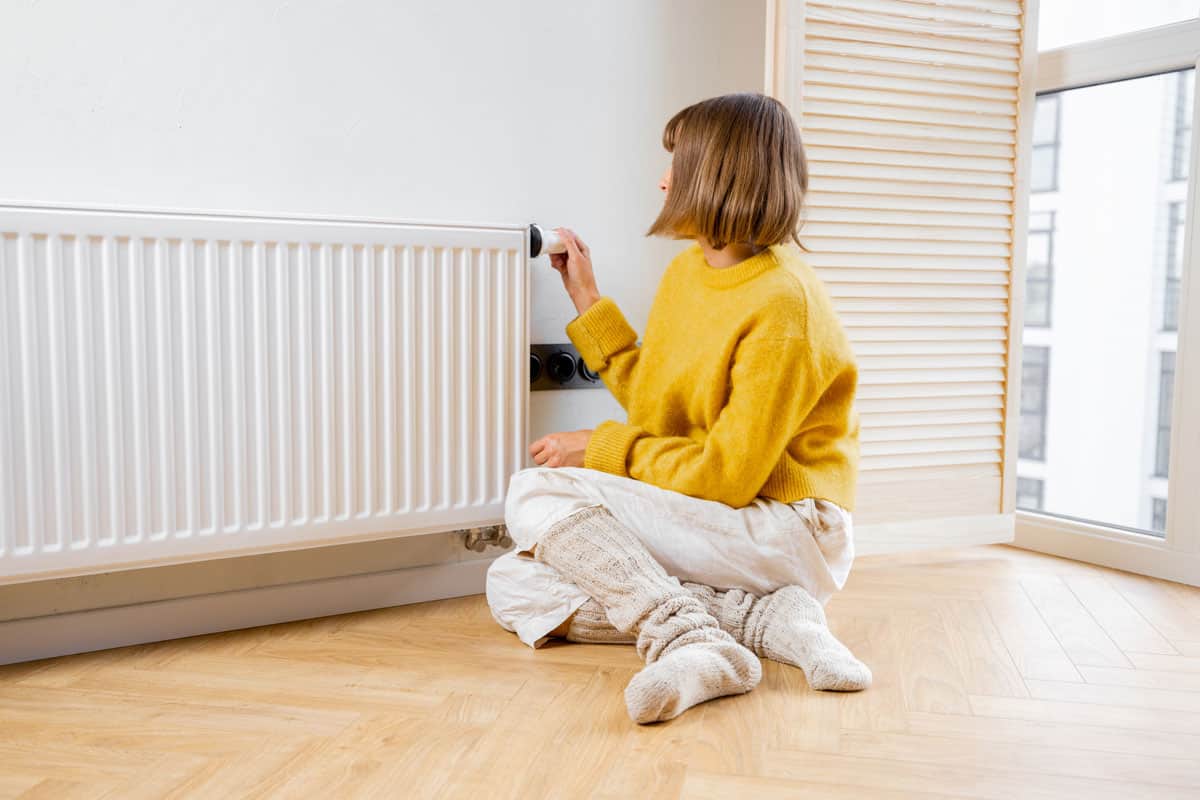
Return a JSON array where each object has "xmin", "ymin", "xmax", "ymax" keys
[
  {"xmin": 564, "ymin": 232, "xmax": 584, "ymax": 260},
  {"xmin": 530, "ymin": 436, "xmax": 561, "ymax": 467},
  {"xmin": 560, "ymin": 228, "xmax": 584, "ymax": 253}
]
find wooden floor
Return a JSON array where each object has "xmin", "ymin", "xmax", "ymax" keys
[{"xmin": 3, "ymin": 545, "xmax": 1200, "ymax": 799}]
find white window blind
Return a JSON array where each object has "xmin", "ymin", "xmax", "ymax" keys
[{"xmin": 768, "ymin": 0, "xmax": 1033, "ymax": 551}]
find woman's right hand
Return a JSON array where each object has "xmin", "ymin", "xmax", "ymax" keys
[{"xmin": 549, "ymin": 228, "xmax": 601, "ymax": 315}]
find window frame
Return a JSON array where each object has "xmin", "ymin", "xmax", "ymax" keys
[{"xmin": 1014, "ymin": 11, "xmax": 1200, "ymax": 585}]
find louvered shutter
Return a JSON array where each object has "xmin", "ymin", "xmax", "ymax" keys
[{"xmin": 768, "ymin": 0, "xmax": 1035, "ymax": 552}]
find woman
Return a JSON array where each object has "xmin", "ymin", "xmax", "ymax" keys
[{"xmin": 486, "ymin": 92, "xmax": 870, "ymax": 724}]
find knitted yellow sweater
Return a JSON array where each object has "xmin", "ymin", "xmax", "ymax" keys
[{"xmin": 566, "ymin": 241, "xmax": 860, "ymax": 511}]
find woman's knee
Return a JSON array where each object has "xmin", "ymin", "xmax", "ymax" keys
[
  {"xmin": 484, "ymin": 548, "xmax": 591, "ymax": 646},
  {"xmin": 505, "ymin": 466, "xmax": 588, "ymax": 506},
  {"xmin": 484, "ymin": 551, "xmax": 530, "ymax": 633},
  {"xmin": 503, "ymin": 467, "xmax": 600, "ymax": 548}
]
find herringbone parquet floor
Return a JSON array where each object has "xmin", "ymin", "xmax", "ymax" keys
[{"xmin": 3, "ymin": 544, "xmax": 1200, "ymax": 799}]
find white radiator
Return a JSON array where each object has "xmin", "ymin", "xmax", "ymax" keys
[{"xmin": 0, "ymin": 204, "xmax": 529, "ymax": 581}]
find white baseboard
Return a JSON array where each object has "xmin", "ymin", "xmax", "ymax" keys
[
  {"xmin": 854, "ymin": 512, "xmax": 1015, "ymax": 555},
  {"xmin": 0, "ymin": 557, "xmax": 496, "ymax": 666}
]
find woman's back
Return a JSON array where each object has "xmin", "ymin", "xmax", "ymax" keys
[{"xmin": 568, "ymin": 240, "xmax": 859, "ymax": 510}]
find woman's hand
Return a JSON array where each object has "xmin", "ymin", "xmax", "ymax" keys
[
  {"xmin": 530, "ymin": 429, "xmax": 593, "ymax": 468},
  {"xmin": 549, "ymin": 228, "xmax": 600, "ymax": 315}
]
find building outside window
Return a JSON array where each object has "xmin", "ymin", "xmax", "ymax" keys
[
  {"xmin": 1173, "ymin": 69, "xmax": 1194, "ymax": 181},
  {"xmin": 1151, "ymin": 497, "xmax": 1168, "ymax": 535},
  {"xmin": 1031, "ymin": 94, "xmax": 1062, "ymax": 193},
  {"xmin": 1155, "ymin": 351, "xmax": 1176, "ymax": 478},
  {"xmin": 1017, "ymin": 477, "xmax": 1045, "ymax": 511},
  {"xmin": 1020, "ymin": 345, "xmax": 1050, "ymax": 461},
  {"xmin": 1165, "ymin": 201, "xmax": 1185, "ymax": 331},
  {"xmin": 1026, "ymin": 211, "xmax": 1055, "ymax": 327}
]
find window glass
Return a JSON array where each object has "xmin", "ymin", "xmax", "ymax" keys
[
  {"xmin": 1025, "ymin": 212, "xmax": 1055, "ymax": 327},
  {"xmin": 1019, "ymin": 70, "xmax": 1190, "ymax": 536},
  {"xmin": 1151, "ymin": 497, "xmax": 1168, "ymax": 534},
  {"xmin": 1031, "ymin": 96, "xmax": 1061, "ymax": 193},
  {"xmin": 1166, "ymin": 202, "xmax": 1185, "ymax": 330},
  {"xmin": 1038, "ymin": 0, "xmax": 1199, "ymax": 51},
  {"xmin": 1019, "ymin": 346, "xmax": 1048, "ymax": 461},
  {"xmin": 1155, "ymin": 351, "xmax": 1176, "ymax": 479},
  {"xmin": 1033, "ymin": 96, "xmax": 1061, "ymax": 144},
  {"xmin": 1030, "ymin": 150, "xmax": 1057, "ymax": 192},
  {"xmin": 1173, "ymin": 70, "xmax": 1194, "ymax": 181},
  {"xmin": 1017, "ymin": 477, "xmax": 1045, "ymax": 511}
]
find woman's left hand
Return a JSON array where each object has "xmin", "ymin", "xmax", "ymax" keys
[{"xmin": 529, "ymin": 429, "xmax": 593, "ymax": 468}]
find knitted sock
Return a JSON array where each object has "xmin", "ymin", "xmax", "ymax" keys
[
  {"xmin": 682, "ymin": 582, "xmax": 871, "ymax": 692},
  {"xmin": 564, "ymin": 598, "xmax": 637, "ymax": 645},
  {"xmin": 535, "ymin": 506, "xmax": 761, "ymax": 723}
]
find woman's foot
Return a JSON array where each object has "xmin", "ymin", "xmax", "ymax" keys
[
  {"xmin": 534, "ymin": 506, "xmax": 762, "ymax": 723},
  {"xmin": 755, "ymin": 586, "xmax": 871, "ymax": 691},
  {"xmin": 624, "ymin": 636, "xmax": 761, "ymax": 723},
  {"xmin": 560, "ymin": 598, "xmax": 636, "ymax": 644},
  {"xmin": 684, "ymin": 582, "xmax": 871, "ymax": 692}
]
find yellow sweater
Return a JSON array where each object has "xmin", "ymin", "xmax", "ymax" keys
[{"xmin": 566, "ymin": 241, "xmax": 860, "ymax": 511}]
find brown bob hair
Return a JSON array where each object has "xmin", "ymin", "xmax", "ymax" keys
[{"xmin": 646, "ymin": 92, "xmax": 808, "ymax": 251}]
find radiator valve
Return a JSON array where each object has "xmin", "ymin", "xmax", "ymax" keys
[
  {"xmin": 528, "ymin": 224, "xmax": 567, "ymax": 258},
  {"xmin": 463, "ymin": 524, "xmax": 513, "ymax": 552}
]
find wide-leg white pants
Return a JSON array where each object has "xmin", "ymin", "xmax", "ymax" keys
[{"xmin": 485, "ymin": 466, "xmax": 855, "ymax": 648}]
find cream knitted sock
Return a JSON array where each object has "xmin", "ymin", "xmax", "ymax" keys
[
  {"xmin": 564, "ymin": 598, "xmax": 636, "ymax": 645},
  {"xmin": 535, "ymin": 506, "xmax": 761, "ymax": 723},
  {"xmin": 683, "ymin": 582, "xmax": 871, "ymax": 692}
]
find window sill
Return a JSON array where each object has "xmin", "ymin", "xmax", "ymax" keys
[{"xmin": 1015, "ymin": 509, "xmax": 1199, "ymax": 587}]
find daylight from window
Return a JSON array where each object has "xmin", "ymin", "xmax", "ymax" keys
[
  {"xmin": 1018, "ymin": 63, "xmax": 1193, "ymax": 537},
  {"xmin": 1037, "ymin": 0, "xmax": 1199, "ymax": 51}
]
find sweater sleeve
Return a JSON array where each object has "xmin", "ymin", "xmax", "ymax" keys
[
  {"xmin": 566, "ymin": 296, "xmax": 642, "ymax": 411},
  {"xmin": 583, "ymin": 321, "xmax": 824, "ymax": 508}
]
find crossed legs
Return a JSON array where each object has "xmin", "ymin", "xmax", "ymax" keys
[{"xmin": 553, "ymin": 582, "xmax": 871, "ymax": 692}]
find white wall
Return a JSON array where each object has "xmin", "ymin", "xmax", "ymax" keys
[{"xmin": 0, "ymin": 0, "xmax": 766, "ymax": 441}]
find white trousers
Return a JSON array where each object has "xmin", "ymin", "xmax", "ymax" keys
[{"xmin": 485, "ymin": 466, "xmax": 856, "ymax": 648}]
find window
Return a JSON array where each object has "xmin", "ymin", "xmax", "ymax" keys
[
  {"xmin": 1038, "ymin": 2, "xmax": 1200, "ymax": 51},
  {"xmin": 1020, "ymin": 71, "xmax": 1189, "ymax": 533},
  {"xmin": 1031, "ymin": 95, "xmax": 1061, "ymax": 193},
  {"xmin": 1026, "ymin": 211, "xmax": 1055, "ymax": 327},
  {"xmin": 1166, "ymin": 201, "xmax": 1185, "ymax": 330},
  {"xmin": 1173, "ymin": 69, "xmax": 1194, "ymax": 181},
  {"xmin": 1020, "ymin": 345, "xmax": 1049, "ymax": 461},
  {"xmin": 1155, "ymin": 351, "xmax": 1176, "ymax": 478},
  {"xmin": 1019, "ymin": 2, "xmax": 1199, "ymax": 575},
  {"xmin": 1017, "ymin": 477, "xmax": 1045, "ymax": 511},
  {"xmin": 1151, "ymin": 497, "xmax": 1168, "ymax": 536}
]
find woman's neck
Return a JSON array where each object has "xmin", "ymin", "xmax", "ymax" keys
[{"xmin": 699, "ymin": 238, "xmax": 768, "ymax": 269}]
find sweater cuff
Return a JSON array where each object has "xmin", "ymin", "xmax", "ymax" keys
[
  {"xmin": 585, "ymin": 420, "xmax": 642, "ymax": 477},
  {"xmin": 566, "ymin": 296, "xmax": 638, "ymax": 372}
]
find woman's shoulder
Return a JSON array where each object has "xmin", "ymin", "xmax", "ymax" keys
[
  {"xmin": 754, "ymin": 245, "xmax": 812, "ymax": 311},
  {"xmin": 766, "ymin": 244, "xmax": 837, "ymax": 309}
]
